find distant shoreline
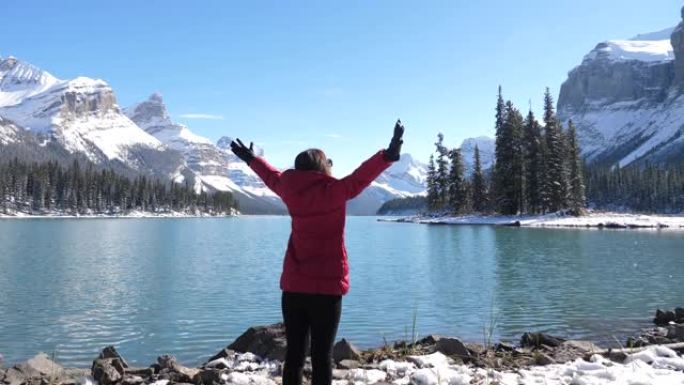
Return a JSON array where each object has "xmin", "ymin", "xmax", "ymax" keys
[
  {"xmin": 381, "ymin": 211, "xmax": 684, "ymax": 230},
  {"xmin": 0, "ymin": 210, "xmax": 237, "ymax": 219}
]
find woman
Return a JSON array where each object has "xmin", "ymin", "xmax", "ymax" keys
[{"xmin": 230, "ymin": 120, "xmax": 404, "ymax": 385}]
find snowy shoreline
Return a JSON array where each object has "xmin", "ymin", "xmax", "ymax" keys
[
  {"xmin": 381, "ymin": 211, "xmax": 684, "ymax": 230},
  {"xmin": 0, "ymin": 210, "xmax": 237, "ymax": 219},
  {"xmin": 4, "ymin": 307, "xmax": 684, "ymax": 385}
]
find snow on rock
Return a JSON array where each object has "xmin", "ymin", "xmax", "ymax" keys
[
  {"xmin": 347, "ymin": 368, "xmax": 387, "ymax": 384},
  {"xmin": 407, "ymin": 352, "xmax": 451, "ymax": 368}
]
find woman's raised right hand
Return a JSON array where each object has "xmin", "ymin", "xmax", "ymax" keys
[{"xmin": 384, "ymin": 119, "xmax": 404, "ymax": 161}]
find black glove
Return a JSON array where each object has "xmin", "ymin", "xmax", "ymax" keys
[
  {"xmin": 230, "ymin": 138, "xmax": 256, "ymax": 164},
  {"xmin": 384, "ymin": 119, "xmax": 404, "ymax": 161}
]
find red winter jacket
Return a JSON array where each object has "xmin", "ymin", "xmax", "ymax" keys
[{"xmin": 249, "ymin": 150, "xmax": 393, "ymax": 296}]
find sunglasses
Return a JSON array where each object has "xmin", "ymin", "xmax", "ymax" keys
[{"xmin": 327, "ymin": 159, "xmax": 333, "ymax": 167}]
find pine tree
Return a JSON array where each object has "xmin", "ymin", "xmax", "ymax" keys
[
  {"xmin": 523, "ymin": 109, "xmax": 543, "ymax": 213},
  {"xmin": 434, "ymin": 133, "xmax": 450, "ymax": 210},
  {"xmin": 542, "ymin": 88, "xmax": 569, "ymax": 212},
  {"xmin": 566, "ymin": 120, "xmax": 586, "ymax": 213},
  {"xmin": 493, "ymin": 100, "xmax": 525, "ymax": 215},
  {"xmin": 447, "ymin": 148, "xmax": 467, "ymax": 214},
  {"xmin": 471, "ymin": 145, "xmax": 488, "ymax": 213},
  {"xmin": 426, "ymin": 154, "xmax": 439, "ymax": 212}
]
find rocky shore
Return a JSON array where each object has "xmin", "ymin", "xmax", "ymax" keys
[{"xmin": 2, "ymin": 308, "xmax": 684, "ymax": 385}]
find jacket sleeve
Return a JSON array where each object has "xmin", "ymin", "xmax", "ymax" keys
[
  {"xmin": 249, "ymin": 157, "xmax": 283, "ymax": 197},
  {"xmin": 330, "ymin": 150, "xmax": 393, "ymax": 201}
]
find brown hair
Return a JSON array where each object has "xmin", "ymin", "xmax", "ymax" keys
[{"xmin": 295, "ymin": 148, "xmax": 331, "ymax": 175}]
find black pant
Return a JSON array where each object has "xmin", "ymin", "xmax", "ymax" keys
[{"xmin": 281, "ymin": 291, "xmax": 342, "ymax": 385}]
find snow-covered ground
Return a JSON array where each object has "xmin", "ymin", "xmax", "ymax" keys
[
  {"xmin": 196, "ymin": 347, "xmax": 684, "ymax": 385},
  {"xmin": 384, "ymin": 212, "xmax": 684, "ymax": 229}
]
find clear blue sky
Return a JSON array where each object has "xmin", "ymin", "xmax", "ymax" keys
[{"xmin": 1, "ymin": 1, "xmax": 681, "ymax": 175}]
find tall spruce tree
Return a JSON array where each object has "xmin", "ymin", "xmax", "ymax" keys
[
  {"xmin": 566, "ymin": 120, "xmax": 586, "ymax": 213},
  {"xmin": 434, "ymin": 133, "xmax": 450, "ymax": 209},
  {"xmin": 447, "ymin": 148, "xmax": 467, "ymax": 214},
  {"xmin": 542, "ymin": 88, "xmax": 569, "ymax": 212},
  {"xmin": 426, "ymin": 154, "xmax": 439, "ymax": 211},
  {"xmin": 494, "ymin": 100, "xmax": 525, "ymax": 215},
  {"xmin": 492, "ymin": 87, "xmax": 508, "ymax": 213},
  {"xmin": 523, "ymin": 109, "xmax": 543, "ymax": 213},
  {"xmin": 471, "ymin": 145, "xmax": 488, "ymax": 213}
]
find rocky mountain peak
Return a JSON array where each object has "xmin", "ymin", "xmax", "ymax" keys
[
  {"xmin": 672, "ymin": 7, "xmax": 684, "ymax": 83},
  {"xmin": 125, "ymin": 93, "xmax": 171, "ymax": 126}
]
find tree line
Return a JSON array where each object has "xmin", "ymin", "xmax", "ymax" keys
[
  {"xmin": 585, "ymin": 164, "xmax": 684, "ymax": 213},
  {"xmin": 0, "ymin": 158, "xmax": 237, "ymax": 216},
  {"xmin": 425, "ymin": 87, "xmax": 586, "ymax": 215}
]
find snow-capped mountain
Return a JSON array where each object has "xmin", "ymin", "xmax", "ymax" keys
[
  {"xmin": 0, "ymin": 56, "xmax": 187, "ymax": 178},
  {"xmin": 125, "ymin": 94, "xmax": 285, "ymax": 214},
  {"xmin": 460, "ymin": 136, "xmax": 495, "ymax": 175},
  {"xmin": 557, "ymin": 7, "xmax": 684, "ymax": 166},
  {"xmin": 347, "ymin": 153, "xmax": 428, "ymax": 215}
]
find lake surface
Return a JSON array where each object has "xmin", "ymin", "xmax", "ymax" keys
[{"xmin": 1, "ymin": 217, "xmax": 683, "ymax": 367}]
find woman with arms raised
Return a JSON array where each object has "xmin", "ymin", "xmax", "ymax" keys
[{"xmin": 230, "ymin": 120, "xmax": 404, "ymax": 385}]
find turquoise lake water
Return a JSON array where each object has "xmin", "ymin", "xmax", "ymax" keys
[{"xmin": 0, "ymin": 216, "xmax": 683, "ymax": 367}]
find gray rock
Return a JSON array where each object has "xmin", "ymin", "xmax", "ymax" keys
[
  {"xmin": 227, "ymin": 323, "xmax": 288, "ymax": 361},
  {"xmin": 416, "ymin": 335, "xmax": 441, "ymax": 345},
  {"xmin": 194, "ymin": 369, "xmax": 225, "ymax": 384},
  {"xmin": 205, "ymin": 348, "xmax": 236, "ymax": 364},
  {"xmin": 675, "ymin": 307, "xmax": 684, "ymax": 322},
  {"xmin": 520, "ymin": 333, "xmax": 565, "ymax": 348},
  {"xmin": 124, "ymin": 367, "xmax": 154, "ymax": 378},
  {"xmin": 4, "ymin": 353, "xmax": 66, "ymax": 385},
  {"xmin": 667, "ymin": 324, "xmax": 684, "ymax": 341},
  {"xmin": 561, "ymin": 340, "xmax": 601, "ymax": 353},
  {"xmin": 654, "ymin": 309, "xmax": 677, "ymax": 325},
  {"xmin": 434, "ymin": 337, "xmax": 471, "ymax": 359},
  {"xmin": 337, "ymin": 360, "xmax": 360, "ymax": 370},
  {"xmin": 91, "ymin": 358, "xmax": 125, "ymax": 385},
  {"xmin": 122, "ymin": 374, "xmax": 145, "ymax": 385},
  {"xmin": 333, "ymin": 339, "xmax": 362, "ymax": 363},
  {"xmin": 99, "ymin": 346, "xmax": 129, "ymax": 369},
  {"xmin": 464, "ymin": 343, "xmax": 485, "ymax": 356},
  {"xmin": 608, "ymin": 351, "xmax": 628, "ymax": 363},
  {"xmin": 534, "ymin": 353, "xmax": 556, "ymax": 366}
]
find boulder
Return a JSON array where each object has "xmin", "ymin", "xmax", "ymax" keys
[
  {"xmin": 205, "ymin": 348, "xmax": 236, "ymax": 364},
  {"xmin": 124, "ymin": 367, "xmax": 154, "ymax": 378},
  {"xmin": 91, "ymin": 358, "xmax": 125, "ymax": 385},
  {"xmin": 333, "ymin": 339, "xmax": 362, "ymax": 363},
  {"xmin": 99, "ymin": 347, "xmax": 129, "ymax": 369},
  {"xmin": 667, "ymin": 324, "xmax": 684, "ymax": 341},
  {"xmin": 5, "ymin": 353, "xmax": 66, "ymax": 385},
  {"xmin": 520, "ymin": 332, "xmax": 565, "ymax": 349},
  {"xmin": 227, "ymin": 323, "xmax": 288, "ymax": 361},
  {"xmin": 675, "ymin": 307, "xmax": 684, "ymax": 323},
  {"xmin": 434, "ymin": 338, "xmax": 471, "ymax": 359},
  {"xmin": 534, "ymin": 353, "xmax": 556, "ymax": 366},
  {"xmin": 416, "ymin": 335, "xmax": 441, "ymax": 345},
  {"xmin": 193, "ymin": 369, "xmax": 225, "ymax": 384},
  {"xmin": 654, "ymin": 309, "xmax": 677, "ymax": 325},
  {"xmin": 464, "ymin": 343, "xmax": 486, "ymax": 356}
]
